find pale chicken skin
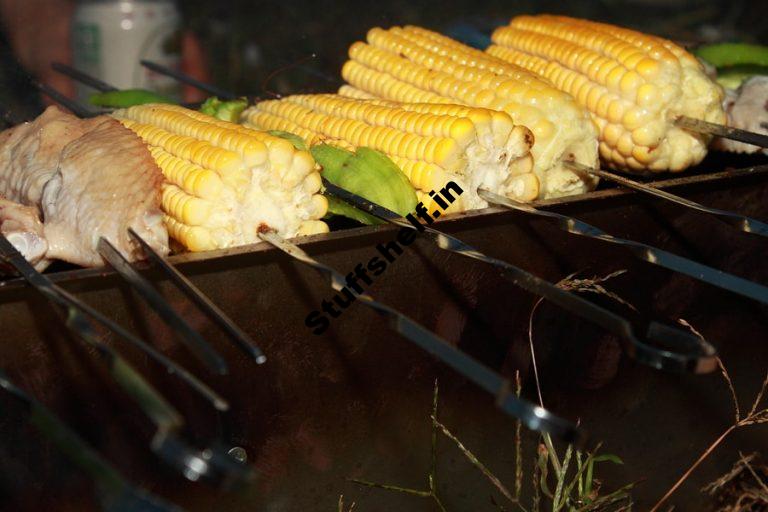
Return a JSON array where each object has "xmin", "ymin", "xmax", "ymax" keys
[{"xmin": 0, "ymin": 106, "xmax": 169, "ymax": 269}]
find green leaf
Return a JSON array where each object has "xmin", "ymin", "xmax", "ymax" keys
[{"xmin": 590, "ymin": 454, "xmax": 624, "ymax": 465}]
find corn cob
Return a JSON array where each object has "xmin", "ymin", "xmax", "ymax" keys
[
  {"xmin": 340, "ymin": 25, "xmax": 600, "ymax": 199},
  {"xmin": 488, "ymin": 15, "xmax": 726, "ymax": 172},
  {"xmin": 112, "ymin": 104, "xmax": 328, "ymax": 251},
  {"xmin": 242, "ymin": 94, "xmax": 536, "ymax": 210}
]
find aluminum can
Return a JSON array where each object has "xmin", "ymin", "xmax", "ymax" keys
[{"xmin": 72, "ymin": 0, "xmax": 182, "ymax": 102}]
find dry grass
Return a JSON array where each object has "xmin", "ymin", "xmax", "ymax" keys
[{"xmin": 649, "ymin": 321, "xmax": 768, "ymax": 512}]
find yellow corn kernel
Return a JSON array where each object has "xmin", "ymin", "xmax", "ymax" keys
[
  {"xmin": 149, "ymin": 147, "xmax": 226, "ymax": 201},
  {"xmin": 120, "ymin": 119, "xmax": 245, "ymax": 177},
  {"xmin": 164, "ymin": 216, "xmax": 217, "ymax": 252},
  {"xmin": 116, "ymin": 104, "xmax": 268, "ymax": 167},
  {"xmin": 489, "ymin": 14, "xmax": 725, "ymax": 172},
  {"xmin": 161, "ymin": 184, "xmax": 228, "ymax": 228},
  {"xmin": 342, "ymin": 25, "xmax": 599, "ymax": 198}
]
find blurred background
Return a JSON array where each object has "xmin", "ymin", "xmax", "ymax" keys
[{"xmin": 0, "ymin": 0, "xmax": 766, "ymax": 119}]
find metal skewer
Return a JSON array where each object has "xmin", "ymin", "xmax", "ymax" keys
[
  {"xmin": 97, "ymin": 238, "xmax": 228, "ymax": 374},
  {"xmin": 323, "ymin": 179, "xmax": 717, "ymax": 375},
  {"xmin": 0, "ymin": 234, "xmax": 228, "ymax": 411},
  {"xmin": 51, "ymin": 62, "xmax": 118, "ymax": 93},
  {"xmin": 675, "ymin": 115, "xmax": 768, "ymax": 149},
  {"xmin": 257, "ymin": 229, "xmax": 584, "ymax": 444},
  {"xmin": 140, "ymin": 60, "xmax": 239, "ymax": 100},
  {"xmin": 0, "ymin": 237, "xmax": 248, "ymax": 482},
  {"xmin": 0, "ymin": 369, "xmax": 184, "ymax": 512},
  {"xmin": 33, "ymin": 80, "xmax": 97, "ymax": 118},
  {"xmin": 565, "ymin": 161, "xmax": 768, "ymax": 238},
  {"xmin": 478, "ymin": 187, "xmax": 768, "ymax": 307},
  {"xmin": 128, "ymin": 229, "xmax": 266, "ymax": 364}
]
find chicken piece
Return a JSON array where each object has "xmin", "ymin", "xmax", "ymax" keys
[
  {"xmin": 0, "ymin": 199, "xmax": 47, "ymax": 269},
  {"xmin": 0, "ymin": 106, "xmax": 169, "ymax": 269},
  {"xmin": 712, "ymin": 76, "xmax": 768, "ymax": 155},
  {"xmin": 0, "ymin": 106, "xmax": 91, "ymax": 206}
]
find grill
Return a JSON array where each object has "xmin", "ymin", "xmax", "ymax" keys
[{"xmin": 2, "ymin": 40, "xmax": 768, "ymax": 510}]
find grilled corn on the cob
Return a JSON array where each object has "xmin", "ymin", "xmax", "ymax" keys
[
  {"xmin": 112, "ymin": 104, "xmax": 328, "ymax": 251},
  {"xmin": 488, "ymin": 15, "xmax": 726, "ymax": 172},
  {"xmin": 242, "ymin": 94, "xmax": 536, "ymax": 211},
  {"xmin": 339, "ymin": 25, "xmax": 600, "ymax": 199}
]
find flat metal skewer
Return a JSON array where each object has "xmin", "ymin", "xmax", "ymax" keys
[
  {"xmin": 0, "ymin": 234, "xmax": 228, "ymax": 411},
  {"xmin": 0, "ymin": 369, "xmax": 184, "ymax": 512},
  {"xmin": 1, "ymin": 243, "xmax": 250, "ymax": 486},
  {"xmin": 98, "ymin": 238, "xmax": 228, "ymax": 375},
  {"xmin": 140, "ymin": 60, "xmax": 239, "ymax": 100},
  {"xmin": 0, "ymin": 238, "xmax": 244, "ymax": 481},
  {"xmin": 33, "ymin": 80, "xmax": 97, "ymax": 118},
  {"xmin": 129, "ymin": 229, "xmax": 266, "ymax": 364},
  {"xmin": 478, "ymin": 187, "xmax": 768, "ymax": 307},
  {"xmin": 565, "ymin": 161, "xmax": 768, "ymax": 238},
  {"xmin": 256, "ymin": 230, "xmax": 584, "ymax": 444},
  {"xmin": 323, "ymin": 179, "xmax": 718, "ymax": 375},
  {"xmin": 675, "ymin": 115, "xmax": 768, "ymax": 149},
  {"xmin": 51, "ymin": 62, "xmax": 118, "ymax": 92}
]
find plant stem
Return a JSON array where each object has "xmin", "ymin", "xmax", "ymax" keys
[{"xmin": 650, "ymin": 425, "xmax": 735, "ymax": 512}]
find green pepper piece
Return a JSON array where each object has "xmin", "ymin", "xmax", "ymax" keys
[
  {"xmin": 199, "ymin": 97, "xmax": 248, "ymax": 122},
  {"xmin": 267, "ymin": 130, "xmax": 309, "ymax": 151},
  {"xmin": 715, "ymin": 64, "xmax": 768, "ymax": 89},
  {"xmin": 89, "ymin": 89, "xmax": 174, "ymax": 108},
  {"xmin": 312, "ymin": 144, "xmax": 417, "ymax": 225},
  {"xmin": 199, "ymin": 97, "xmax": 222, "ymax": 116},
  {"xmin": 695, "ymin": 43, "xmax": 768, "ymax": 68}
]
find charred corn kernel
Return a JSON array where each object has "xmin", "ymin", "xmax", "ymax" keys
[
  {"xmin": 341, "ymin": 25, "xmax": 599, "ymax": 199},
  {"xmin": 116, "ymin": 105, "xmax": 327, "ymax": 251},
  {"xmin": 489, "ymin": 14, "xmax": 726, "ymax": 172},
  {"xmin": 244, "ymin": 93, "xmax": 535, "ymax": 208}
]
